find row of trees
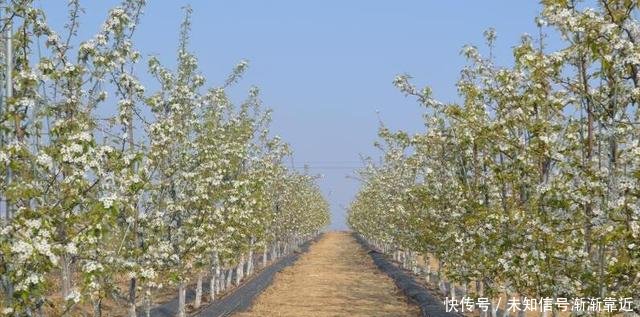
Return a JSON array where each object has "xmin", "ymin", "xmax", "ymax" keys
[
  {"xmin": 0, "ymin": 1, "xmax": 329, "ymax": 316},
  {"xmin": 349, "ymin": 0, "xmax": 639, "ymax": 315}
]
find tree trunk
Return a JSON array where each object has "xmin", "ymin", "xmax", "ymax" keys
[
  {"xmin": 247, "ymin": 250, "xmax": 254, "ymax": 276},
  {"xmin": 235, "ymin": 256, "xmax": 245, "ymax": 286},
  {"xmin": 2, "ymin": 274, "xmax": 14, "ymax": 315},
  {"xmin": 411, "ymin": 252, "xmax": 418, "ymax": 273},
  {"xmin": 491, "ymin": 298, "xmax": 499, "ymax": 317},
  {"xmin": 425, "ymin": 260, "xmax": 431, "ymax": 284},
  {"xmin": 477, "ymin": 281, "xmax": 485, "ymax": 317},
  {"xmin": 518, "ymin": 295, "xmax": 525, "ymax": 317},
  {"xmin": 219, "ymin": 269, "xmax": 226, "ymax": 293},
  {"xmin": 61, "ymin": 253, "xmax": 71, "ymax": 300},
  {"xmin": 218, "ymin": 270, "xmax": 224, "ymax": 292},
  {"xmin": 501, "ymin": 293, "xmax": 510, "ymax": 317},
  {"xmin": 215, "ymin": 266, "xmax": 221, "ymax": 294},
  {"xmin": 225, "ymin": 269, "xmax": 232, "ymax": 289},
  {"xmin": 127, "ymin": 277, "xmax": 136, "ymax": 317},
  {"xmin": 144, "ymin": 285, "xmax": 151, "ymax": 317},
  {"xmin": 211, "ymin": 251, "xmax": 219, "ymax": 298},
  {"xmin": 209, "ymin": 274, "xmax": 216, "ymax": 302},
  {"xmin": 177, "ymin": 281, "xmax": 186, "ymax": 317},
  {"xmin": 404, "ymin": 250, "xmax": 410, "ymax": 269},
  {"xmin": 437, "ymin": 260, "xmax": 445, "ymax": 295},
  {"xmin": 247, "ymin": 238, "xmax": 255, "ymax": 275},
  {"xmin": 92, "ymin": 298, "xmax": 102, "ymax": 317},
  {"xmin": 262, "ymin": 248, "xmax": 268, "ymax": 268},
  {"xmin": 194, "ymin": 274, "xmax": 202, "ymax": 309}
]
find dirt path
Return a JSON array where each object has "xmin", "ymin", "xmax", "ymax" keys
[{"xmin": 233, "ymin": 231, "xmax": 420, "ymax": 317}]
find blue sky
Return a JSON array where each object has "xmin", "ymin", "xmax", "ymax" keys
[{"xmin": 42, "ymin": 1, "xmax": 559, "ymax": 230}]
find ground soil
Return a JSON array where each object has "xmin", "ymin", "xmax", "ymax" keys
[{"xmin": 233, "ymin": 231, "xmax": 420, "ymax": 317}]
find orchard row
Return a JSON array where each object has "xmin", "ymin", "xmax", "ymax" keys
[
  {"xmin": 0, "ymin": 1, "xmax": 330, "ymax": 316},
  {"xmin": 349, "ymin": 0, "xmax": 639, "ymax": 314}
]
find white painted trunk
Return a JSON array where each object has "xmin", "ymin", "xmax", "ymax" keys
[
  {"xmin": 262, "ymin": 248, "xmax": 268, "ymax": 268},
  {"xmin": 61, "ymin": 254, "xmax": 71, "ymax": 299},
  {"xmin": 438, "ymin": 280, "xmax": 446, "ymax": 295},
  {"xmin": 477, "ymin": 281, "xmax": 485, "ymax": 317},
  {"xmin": 215, "ymin": 266, "xmax": 221, "ymax": 294},
  {"xmin": 177, "ymin": 282, "xmax": 186, "ymax": 317},
  {"xmin": 2, "ymin": 275, "xmax": 13, "ymax": 311},
  {"xmin": 35, "ymin": 302, "xmax": 44, "ymax": 317},
  {"xmin": 144, "ymin": 286, "xmax": 151, "ymax": 317},
  {"xmin": 411, "ymin": 252, "xmax": 418, "ymax": 274},
  {"xmin": 218, "ymin": 271, "xmax": 224, "ymax": 292},
  {"xmin": 220, "ymin": 269, "xmax": 226, "ymax": 292},
  {"xmin": 127, "ymin": 302, "xmax": 135, "ymax": 317},
  {"xmin": 235, "ymin": 256, "xmax": 245, "ymax": 286},
  {"xmin": 247, "ymin": 238, "xmax": 255, "ymax": 276},
  {"xmin": 491, "ymin": 299, "xmax": 499, "ymax": 317},
  {"xmin": 194, "ymin": 274, "xmax": 202, "ymax": 309},
  {"xmin": 425, "ymin": 263, "xmax": 431, "ymax": 283},
  {"xmin": 437, "ymin": 261, "xmax": 444, "ymax": 295},
  {"xmin": 225, "ymin": 269, "xmax": 232, "ymax": 289},
  {"xmin": 402, "ymin": 250, "xmax": 407, "ymax": 268},
  {"xmin": 403, "ymin": 250, "xmax": 408, "ymax": 269},
  {"xmin": 502, "ymin": 293, "xmax": 510, "ymax": 317},
  {"xmin": 211, "ymin": 251, "xmax": 219, "ymax": 298},
  {"xmin": 209, "ymin": 275, "xmax": 216, "ymax": 302},
  {"xmin": 404, "ymin": 250, "xmax": 408, "ymax": 269},
  {"xmin": 93, "ymin": 299, "xmax": 102, "ymax": 317},
  {"xmin": 59, "ymin": 254, "xmax": 74, "ymax": 317},
  {"xmin": 517, "ymin": 295, "xmax": 525, "ymax": 317},
  {"xmin": 404, "ymin": 251, "xmax": 411, "ymax": 271},
  {"xmin": 247, "ymin": 250, "xmax": 254, "ymax": 276},
  {"xmin": 424, "ymin": 255, "xmax": 431, "ymax": 283}
]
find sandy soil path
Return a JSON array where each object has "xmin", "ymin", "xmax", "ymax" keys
[{"xmin": 233, "ymin": 231, "xmax": 420, "ymax": 317}]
